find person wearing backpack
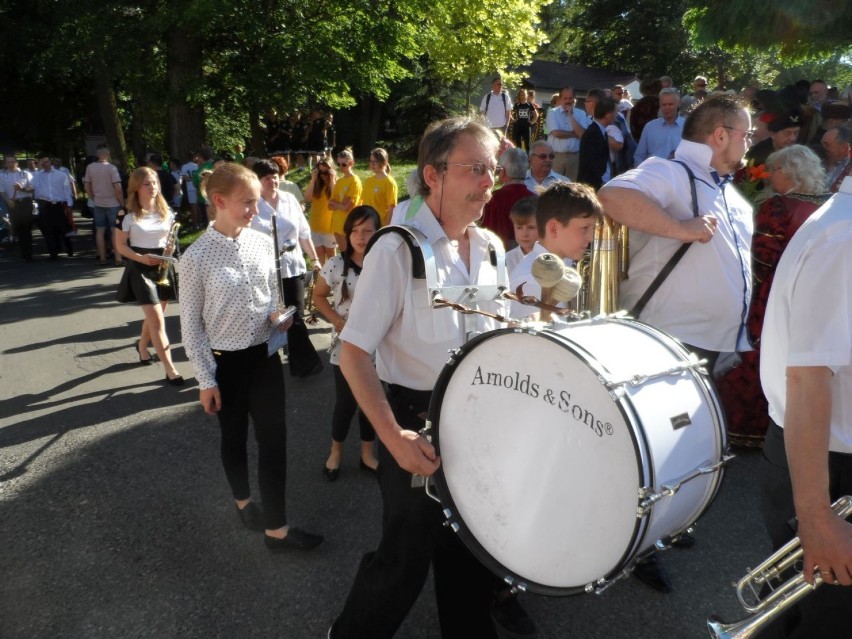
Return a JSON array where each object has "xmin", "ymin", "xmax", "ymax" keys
[{"xmin": 480, "ymin": 76, "xmax": 513, "ymax": 138}]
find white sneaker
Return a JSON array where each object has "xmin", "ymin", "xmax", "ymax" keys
[{"xmin": 65, "ymin": 229, "xmax": 78, "ymax": 237}]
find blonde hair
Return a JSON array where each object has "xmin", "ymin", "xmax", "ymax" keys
[
  {"xmin": 312, "ymin": 156, "xmax": 334, "ymax": 199},
  {"xmin": 370, "ymin": 147, "xmax": 391, "ymax": 174},
  {"xmin": 337, "ymin": 147, "xmax": 354, "ymax": 163},
  {"xmin": 127, "ymin": 167, "xmax": 170, "ymax": 221},
  {"xmin": 200, "ymin": 162, "xmax": 258, "ymax": 220}
]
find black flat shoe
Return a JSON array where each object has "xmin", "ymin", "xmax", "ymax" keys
[
  {"xmin": 359, "ymin": 459, "xmax": 377, "ymax": 473},
  {"xmin": 632, "ymin": 555, "xmax": 673, "ymax": 593},
  {"xmin": 322, "ymin": 466, "xmax": 340, "ymax": 482},
  {"xmin": 294, "ymin": 362, "xmax": 323, "ymax": 378},
  {"xmin": 236, "ymin": 502, "xmax": 265, "ymax": 532},
  {"xmin": 136, "ymin": 340, "xmax": 153, "ymax": 366},
  {"xmin": 264, "ymin": 527, "xmax": 324, "ymax": 551},
  {"xmin": 165, "ymin": 374, "xmax": 185, "ymax": 386}
]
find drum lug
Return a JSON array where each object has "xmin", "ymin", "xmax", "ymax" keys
[
  {"xmin": 501, "ymin": 576, "xmax": 528, "ymax": 593},
  {"xmin": 637, "ymin": 456, "xmax": 734, "ymax": 516}
]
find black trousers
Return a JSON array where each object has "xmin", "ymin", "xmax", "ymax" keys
[
  {"xmin": 281, "ymin": 274, "xmax": 322, "ymax": 377},
  {"xmin": 213, "ymin": 343, "xmax": 288, "ymax": 529},
  {"xmin": 331, "ymin": 364, "xmax": 375, "ymax": 443},
  {"xmin": 331, "ymin": 385, "xmax": 497, "ymax": 639},
  {"xmin": 758, "ymin": 421, "xmax": 852, "ymax": 638},
  {"xmin": 37, "ymin": 200, "xmax": 71, "ymax": 257},
  {"xmin": 9, "ymin": 199, "xmax": 35, "ymax": 260}
]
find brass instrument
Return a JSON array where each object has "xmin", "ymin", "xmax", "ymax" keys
[
  {"xmin": 574, "ymin": 215, "xmax": 628, "ymax": 315},
  {"xmin": 707, "ymin": 495, "xmax": 852, "ymax": 639},
  {"xmin": 155, "ymin": 221, "xmax": 180, "ymax": 286}
]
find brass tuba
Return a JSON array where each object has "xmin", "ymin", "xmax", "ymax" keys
[
  {"xmin": 573, "ymin": 215, "xmax": 628, "ymax": 315},
  {"xmin": 155, "ymin": 222, "xmax": 180, "ymax": 286}
]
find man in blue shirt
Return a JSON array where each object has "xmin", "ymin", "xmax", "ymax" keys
[{"xmin": 634, "ymin": 88, "xmax": 685, "ymax": 165}]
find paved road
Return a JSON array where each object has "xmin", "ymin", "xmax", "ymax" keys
[{"xmin": 1, "ymin": 224, "xmax": 773, "ymax": 638}]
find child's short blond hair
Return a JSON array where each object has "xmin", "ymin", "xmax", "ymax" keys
[{"xmin": 509, "ymin": 195, "xmax": 537, "ymax": 225}]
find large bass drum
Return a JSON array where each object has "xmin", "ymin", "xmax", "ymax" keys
[{"xmin": 427, "ymin": 316, "xmax": 728, "ymax": 596}]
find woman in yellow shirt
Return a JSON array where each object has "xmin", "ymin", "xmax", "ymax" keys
[
  {"xmin": 304, "ymin": 156, "xmax": 336, "ymax": 265},
  {"xmin": 361, "ymin": 147, "xmax": 398, "ymax": 227},
  {"xmin": 328, "ymin": 147, "xmax": 361, "ymax": 250}
]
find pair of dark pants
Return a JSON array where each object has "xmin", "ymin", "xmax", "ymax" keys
[
  {"xmin": 331, "ymin": 385, "xmax": 498, "ymax": 639},
  {"xmin": 281, "ymin": 274, "xmax": 322, "ymax": 376},
  {"xmin": 213, "ymin": 343, "xmax": 288, "ymax": 529},
  {"xmin": 36, "ymin": 200, "xmax": 71, "ymax": 257},
  {"xmin": 9, "ymin": 198, "xmax": 35, "ymax": 260},
  {"xmin": 759, "ymin": 421, "xmax": 852, "ymax": 638},
  {"xmin": 331, "ymin": 364, "xmax": 374, "ymax": 443}
]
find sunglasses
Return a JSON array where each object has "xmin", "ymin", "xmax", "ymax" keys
[{"xmin": 531, "ymin": 153, "xmax": 556, "ymax": 160}]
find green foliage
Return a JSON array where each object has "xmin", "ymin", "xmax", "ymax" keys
[{"xmin": 685, "ymin": 1, "xmax": 852, "ymax": 59}]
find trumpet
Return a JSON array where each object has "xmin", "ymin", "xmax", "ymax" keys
[
  {"xmin": 707, "ymin": 495, "xmax": 852, "ymax": 639},
  {"xmin": 155, "ymin": 221, "xmax": 180, "ymax": 286}
]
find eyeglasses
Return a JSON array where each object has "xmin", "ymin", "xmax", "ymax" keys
[
  {"xmin": 318, "ymin": 170, "xmax": 330, "ymax": 175},
  {"xmin": 445, "ymin": 162, "xmax": 497, "ymax": 177},
  {"xmin": 721, "ymin": 126, "xmax": 755, "ymax": 140},
  {"xmin": 614, "ymin": 91, "xmax": 623, "ymax": 96},
  {"xmin": 696, "ymin": 83, "xmax": 707, "ymax": 88},
  {"xmin": 531, "ymin": 153, "xmax": 556, "ymax": 160},
  {"xmin": 338, "ymin": 162, "xmax": 350, "ymax": 167}
]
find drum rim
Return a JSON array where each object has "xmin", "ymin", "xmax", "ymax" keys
[{"xmin": 427, "ymin": 325, "xmax": 649, "ymax": 596}]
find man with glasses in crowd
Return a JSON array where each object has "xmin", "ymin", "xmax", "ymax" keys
[
  {"xmin": 524, "ymin": 140, "xmax": 569, "ymax": 192},
  {"xmin": 599, "ymin": 94, "xmax": 755, "ymax": 593},
  {"xmin": 328, "ymin": 116, "xmax": 533, "ymax": 639}
]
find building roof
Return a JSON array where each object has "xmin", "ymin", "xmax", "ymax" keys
[{"xmin": 515, "ymin": 60, "xmax": 637, "ymax": 96}]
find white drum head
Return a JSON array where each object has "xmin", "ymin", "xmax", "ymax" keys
[{"xmin": 430, "ymin": 328, "xmax": 646, "ymax": 594}]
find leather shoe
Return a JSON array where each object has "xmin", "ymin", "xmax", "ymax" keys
[
  {"xmin": 294, "ymin": 361, "xmax": 323, "ymax": 378},
  {"xmin": 359, "ymin": 459, "xmax": 377, "ymax": 473},
  {"xmin": 165, "ymin": 373, "xmax": 185, "ymax": 386},
  {"xmin": 236, "ymin": 502, "xmax": 264, "ymax": 532},
  {"xmin": 136, "ymin": 340, "xmax": 153, "ymax": 366},
  {"xmin": 672, "ymin": 530, "xmax": 695, "ymax": 548},
  {"xmin": 322, "ymin": 466, "xmax": 340, "ymax": 482},
  {"xmin": 264, "ymin": 527, "xmax": 324, "ymax": 551},
  {"xmin": 491, "ymin": 590, "xmax": 537, "ymax": 637},
  {"xmin": 632, "ymin": 555, "xmax": 673, "ymax": 593}
]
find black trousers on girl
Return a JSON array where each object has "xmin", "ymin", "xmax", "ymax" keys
[
  {"xmin": 330, "ymin": 384, "xmax": 497, "ymax": 639},
  {"xmin": 281, "ymin": 274, "xmax": 323, "ymax": 377},
  {"xmin": 213, "ymin": 343, "xmax": 288, "ymax": 530}
]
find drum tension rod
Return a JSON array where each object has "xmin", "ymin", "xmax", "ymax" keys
[
  {"xmin": 636, "ymin": 455, "xmax": 735, "ymax": 516},
  {"xmin": 606, "ymin": 356, "xmax": 707, "ymax": 388}
]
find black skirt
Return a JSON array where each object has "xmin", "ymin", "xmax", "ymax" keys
[{"xmin": 116, "ymin": 247, "xmax": 177, "ymax": 305}]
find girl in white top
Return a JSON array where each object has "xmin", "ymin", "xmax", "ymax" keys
[
  {"xmin": 114, "ymin": 167, "xmax": 183, "ymax": 385},
  {"xmin": 179, "ymin": 163, "xmax": 322, "ymax": 551},
  {"xmin": 312, "ymin": 205, "xmax": 380, "ymax": 480}
]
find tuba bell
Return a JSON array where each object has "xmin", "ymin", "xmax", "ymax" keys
[{"xmin": 574, "ymin": 215, "xmax": 628, "ymax": 315}]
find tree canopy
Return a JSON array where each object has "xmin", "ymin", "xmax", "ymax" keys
[{"xmin": 0, "ymin": 0, "xmax": 847, "ymax": 165}]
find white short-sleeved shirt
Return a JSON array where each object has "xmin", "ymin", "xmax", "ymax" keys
[
  {"xmin": 0, "ymin": 169, "xmax": 33, "ymax": 200},
  {"xmin": 251, "ymin": 193, "xmax": 311, "ymax": 278},
  {"xmin": 319, "ymin": 255, "xmax": 362, "ymax": 365},
  {"xmin": 761, "ymin": 178, "xmax": 852, "ymax": 453},
  {"xmin": 180, "ymin": 162, "xmax": 198, "ymax": 196},
  {"xmin": 120, "ymin": 209, "xmax": 175, "ymax": 248},
  {"xmin": 340, "ymin": 201, "xmax": 506, "ymax": 390},
  {"xmin": 480, "ymin": 91, "xmax": 513, "ymax": 129},
  {"xmin": 546, "ymin": 107, "xmax": 591, "ymax": 153},
  {"xmin": 605, "ymin": 139, "xmax": 753, "ymax": 351}
]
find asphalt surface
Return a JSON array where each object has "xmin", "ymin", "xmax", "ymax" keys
[{"xmin": 1, "ymin": 220, "xmax": 773, "ymax": 639}]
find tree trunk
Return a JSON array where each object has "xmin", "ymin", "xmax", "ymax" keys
[
  {"xmin": 166, "ymin": 26, "xmax": 206, "ymax": 162},
  {"xmin": 356, "ymin": 95, "xmax": 384, "ymax": 155},
  {"xmin": 93, "ymin": 59, "xmax": 128, "ymax": 170}
]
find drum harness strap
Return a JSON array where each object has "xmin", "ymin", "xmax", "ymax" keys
[
  {"xmin": 364, "ymin": 224, "xmax": 510, "ymax": 342},
  {"xmin": 628, "ymin": 160, "xmax": 699, "ymax": 320}
]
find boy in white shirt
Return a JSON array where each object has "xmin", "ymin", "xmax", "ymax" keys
[{"xmin": 505, "ymin": 195, "xmax": 538, "ymax": 277}]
